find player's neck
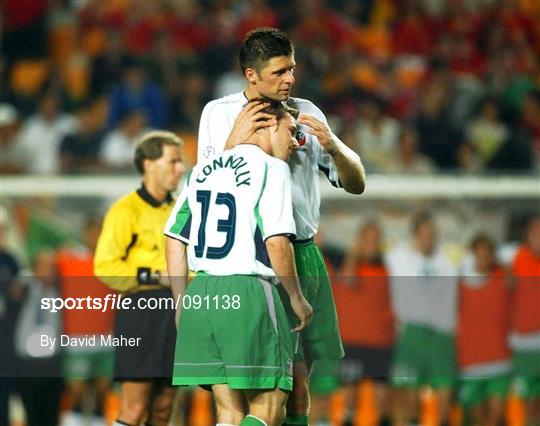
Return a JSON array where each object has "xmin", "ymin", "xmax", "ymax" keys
[
  {"xmin": 242, "ymin": 131, "xmax": 272, "ymax": 155},
  {"xmin": 141, "ymin": 178, "xmax": 168, "ymax": 204},
  {"xmin": 243, "ymin": 86, "xmax": 262, "ymax": 101},
  {"xmin": 414, "ymin": 242, "xmax": 435, "ymax": 257}
]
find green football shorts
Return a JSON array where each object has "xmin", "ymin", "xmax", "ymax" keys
[
  {"xmin": 458, "ymin": 376, "xmax": 510, "ymax": 407},
  {"xmin": 63, "ymin": 348, "xmax": 114, "ymax": 381},
  {"xmin": 512, "ymin": 350, "xmax": 540, "ymax": 399},
  {"xmin": 391, "ymin": 324, "xmax": 456, "ymax": 389},
  {"xmin": 172, "ymin": 274, "xmax": 294, "ymax": 391},
  {"xmin": 309, "ymin": 360, "xmax": 341, "ymax": 395},
  {"xmin": 277, "ymin": 239, "xmax": 344, "ymax": 363}
]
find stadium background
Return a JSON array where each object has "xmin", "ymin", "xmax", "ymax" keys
[{"xmin": 1, "ymin": 0, "xmax": 539, "ymax": 425}]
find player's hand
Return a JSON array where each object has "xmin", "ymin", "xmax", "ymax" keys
[
  {"xmin": 224, "ymin": 101, "xmax": 277, "ymax": 150},
  {"xmin": 297, "ymin": 114, "xmax": 338, "ymax": 155},
  {"xmin": 290, "ymin": 295, "xmax": 313, "ymax": 332}
]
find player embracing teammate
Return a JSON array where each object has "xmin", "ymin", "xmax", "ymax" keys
[{"xmin": 167, "ymin": 28, "xmax": 365, "ymax": 425}]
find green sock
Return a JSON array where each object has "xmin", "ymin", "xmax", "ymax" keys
[
  {"xmin": 240, "ymin": 415, "xmax": 267, "ymax": 426},
  {"xmin": 283, "ymin": 415, "xmax": 309, "ymax": 425}
]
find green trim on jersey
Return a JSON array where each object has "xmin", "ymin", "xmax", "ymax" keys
[
  {"xmin": 254, "ymin": 163, "xmax": 268, "ymax": 234},
  {"xmin": 168, "ymin": 198, "xmax": 191, "ymax": 235},
  {"xmin": 167, "ymin": 170, "xmax": 192, "ymax": 236}
]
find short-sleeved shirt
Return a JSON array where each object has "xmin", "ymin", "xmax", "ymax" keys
[
  {"xmin": 94, "ymin": 185, "xmax": 174, "ymax": 293},
  {"xmin": 197, "ymin": 92, "xmax": 360, "ymax": 240},
  {"xmin": 165, "ymin": 144, "xmax": 296, "ymax": 276},
  {"xmin": 386, "ymin": 244, "xmax": 458, "ymax": 333}
]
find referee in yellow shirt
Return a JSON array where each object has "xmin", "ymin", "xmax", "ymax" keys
[{"xmin": 94, "ymin": 131, "xmax": 185, "ymax": 426}]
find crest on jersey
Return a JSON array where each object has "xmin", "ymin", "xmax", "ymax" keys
[
  {"xmin": 286, "ymin": 359, "xmax": 293, "ymax": 376},
  {"xmin": 295, "ymin": 131, "xmax": 307, "ymax": 147},
  {"xmin": 203, "ymin": 146, "xmax": 215, "ymax": 159}
]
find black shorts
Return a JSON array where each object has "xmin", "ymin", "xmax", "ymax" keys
[
  {"xmin": 113, "ymin": 289, "xmax": 176, "ymax": 382},
  {"xmin": 340, "ymin": 344, "xmax": 393, "ymax": 384}
]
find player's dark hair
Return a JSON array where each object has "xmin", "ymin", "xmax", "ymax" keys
[
  {"xmin": 411, "ymin": 210, "xmax": 433, "ymax": 234},
  {"xmin": 265, "ymin": 100, "xmax": 299, "ymax": 120},
  {"xmin": 248, "ymin": 98, "xmax": 299, "ymax": 121},
  {"xmin": 134, "ymin": 131, "xmax": 183, "ymax": 174},
  {"xmin": 239, "ymin": 27, "xmax": 294, "ymax": 74}
]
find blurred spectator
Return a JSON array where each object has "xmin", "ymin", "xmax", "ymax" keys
[
  {"xmin": 90, "ymin": 32, "xmax": 132, "ymax": 96},
  {"xmin": 391, "ymin": 0, "xmax": 438, "ymax": 56},
  {"xmin": 107, "ymin": 61, "xmax": 168, "ymax": 129},
  {"xmin": 144, "ymin": 31, "xmax": 183, "ymax": 97},
  {"xmin": 521, "ymin": 90, "xmax": 540, "ymax": 167},
  {"xmin": 335, "ymin": 221, "xmax": 394, "ymax": 425},
  {"xmin": 0, "ymin": 213, "xmax": 24, "ymax": 426},
  {"xmin": 510, "ymin": 216, "xmax": 540, "ymax": 424},
  {"xmin": 59, "ymin": 104, "xmax": 106, "ymax": 174},
  {"xmin": 0, "ymin": 103, "xmax": 25, "ymax": 174},
  {"xmin": 13, "ymin": 250, "xmax": 64, "ymax": 426},
  {"xmin": 56, "ymin": 217, "xmax": 115, "ymax": 424},
  {"xmin": 100, "ymin": 109, "xmax": 148, "ymax": 172},
  {"xmin": 1, "ymin": 0, "xmax": 48, "ymax": 63},
  {"xmin": 387, "ymin": 211, "xmax": 458, "ymax": 425},
  {"xmin": 214, "ymin": 70, "xmax": 245, "ymax": 99},
  {"xmin": 167, "ymin": 0, "xmax": 211, "ymax": 54},
  {"xmin": 170, "ymin": 70, "xmax": 210, "ymax": 133},
  {"xmin": 415, "ymin": 78, "xmax": 461, "ymax": 169},
  {"xmin": 15, "ymin": 92, "xmax": 77, "ymax": 174},
  {"xmin": 355, "ymin": 96, "xmax": 400, "ymax": 172},
  {"xmin": 386, "ymin": 124, "xmax": 435, "ymax": 174},
  {"xmin": 457, "ymin": 234, "xmax": 511, "ymax": 425},
  {"xmin": 460, "ymin": 98, "xmax": 509, "ymax": 172}
]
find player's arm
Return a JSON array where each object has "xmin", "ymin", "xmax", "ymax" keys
[
  {"xmin": 94, "ymin": 202, "xmax": 138, "ymax": 292},
  {"xmin": 299, "ymin": 113, "xmax": 366, "ymax": 194},
  {"xmin": 165, "ymin": 236, "xmax": 188, "ymax": 327},
  {"xmin": 260, "ymin": 160, "xmax": 312, "ymax": 331},
  {"xmin": 163, "ymin": 176, "xmax": 192, "ymax": 325},
  {"xmin": 265, "ymin": 236, "xmax": 312, "ymax": 331}
]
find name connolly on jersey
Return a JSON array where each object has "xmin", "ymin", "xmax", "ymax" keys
[{"xmin": 196, "ymin": 154, "xmax": 252, "ymax": 187}]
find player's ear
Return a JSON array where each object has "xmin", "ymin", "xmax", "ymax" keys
[
  {"xmin": 245, "ymin": 68, "xmax": 257, "ymax": 84},
  {"xmin": 142, "ymin": 158, "xmax": 153, "ymax": 173}
]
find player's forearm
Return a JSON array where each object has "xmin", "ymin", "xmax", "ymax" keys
[
  {"xmin": 265, "ymin": 236, "xmax": 303, "ymax": 299},
  {"xmin": 165, "ymin": 236, "xmax": 189, "ymax": 324},
  {"xmin": 331, "ymin": 138, "xmax": 366, "ymax": 194}
]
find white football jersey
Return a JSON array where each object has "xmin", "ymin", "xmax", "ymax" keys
[
  {"xmin": 165, "ymin": 144, "xmax": 296, "ymax": 276},
  {"xmin": 386, "ymin": 244, "xmax": 458, "ymax": 333},
  {"xmin": 197, "ymin": 92, "xmax": 360, "ymax": 240}
]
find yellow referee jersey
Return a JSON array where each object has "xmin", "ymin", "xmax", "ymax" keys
[{"xmin": 94, "ymin": 185, "xmax": 174, "ymax": 293}]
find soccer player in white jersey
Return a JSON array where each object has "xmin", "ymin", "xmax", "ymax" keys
[
  {"xmin": 197, "ymin": 27, "xmax": 366, "ymax": 425},
  {"xmin": 386, "ymin": 211, "xmax": 458, "ymax": 426},
  {"xmin": 165, "ymin": 101, "xmax": 313, "ymax": 426}
]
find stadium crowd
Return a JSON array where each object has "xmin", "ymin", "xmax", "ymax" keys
[{"xmin": 1, "ymin": 0, "xmax": 540, "ymax": 174}]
